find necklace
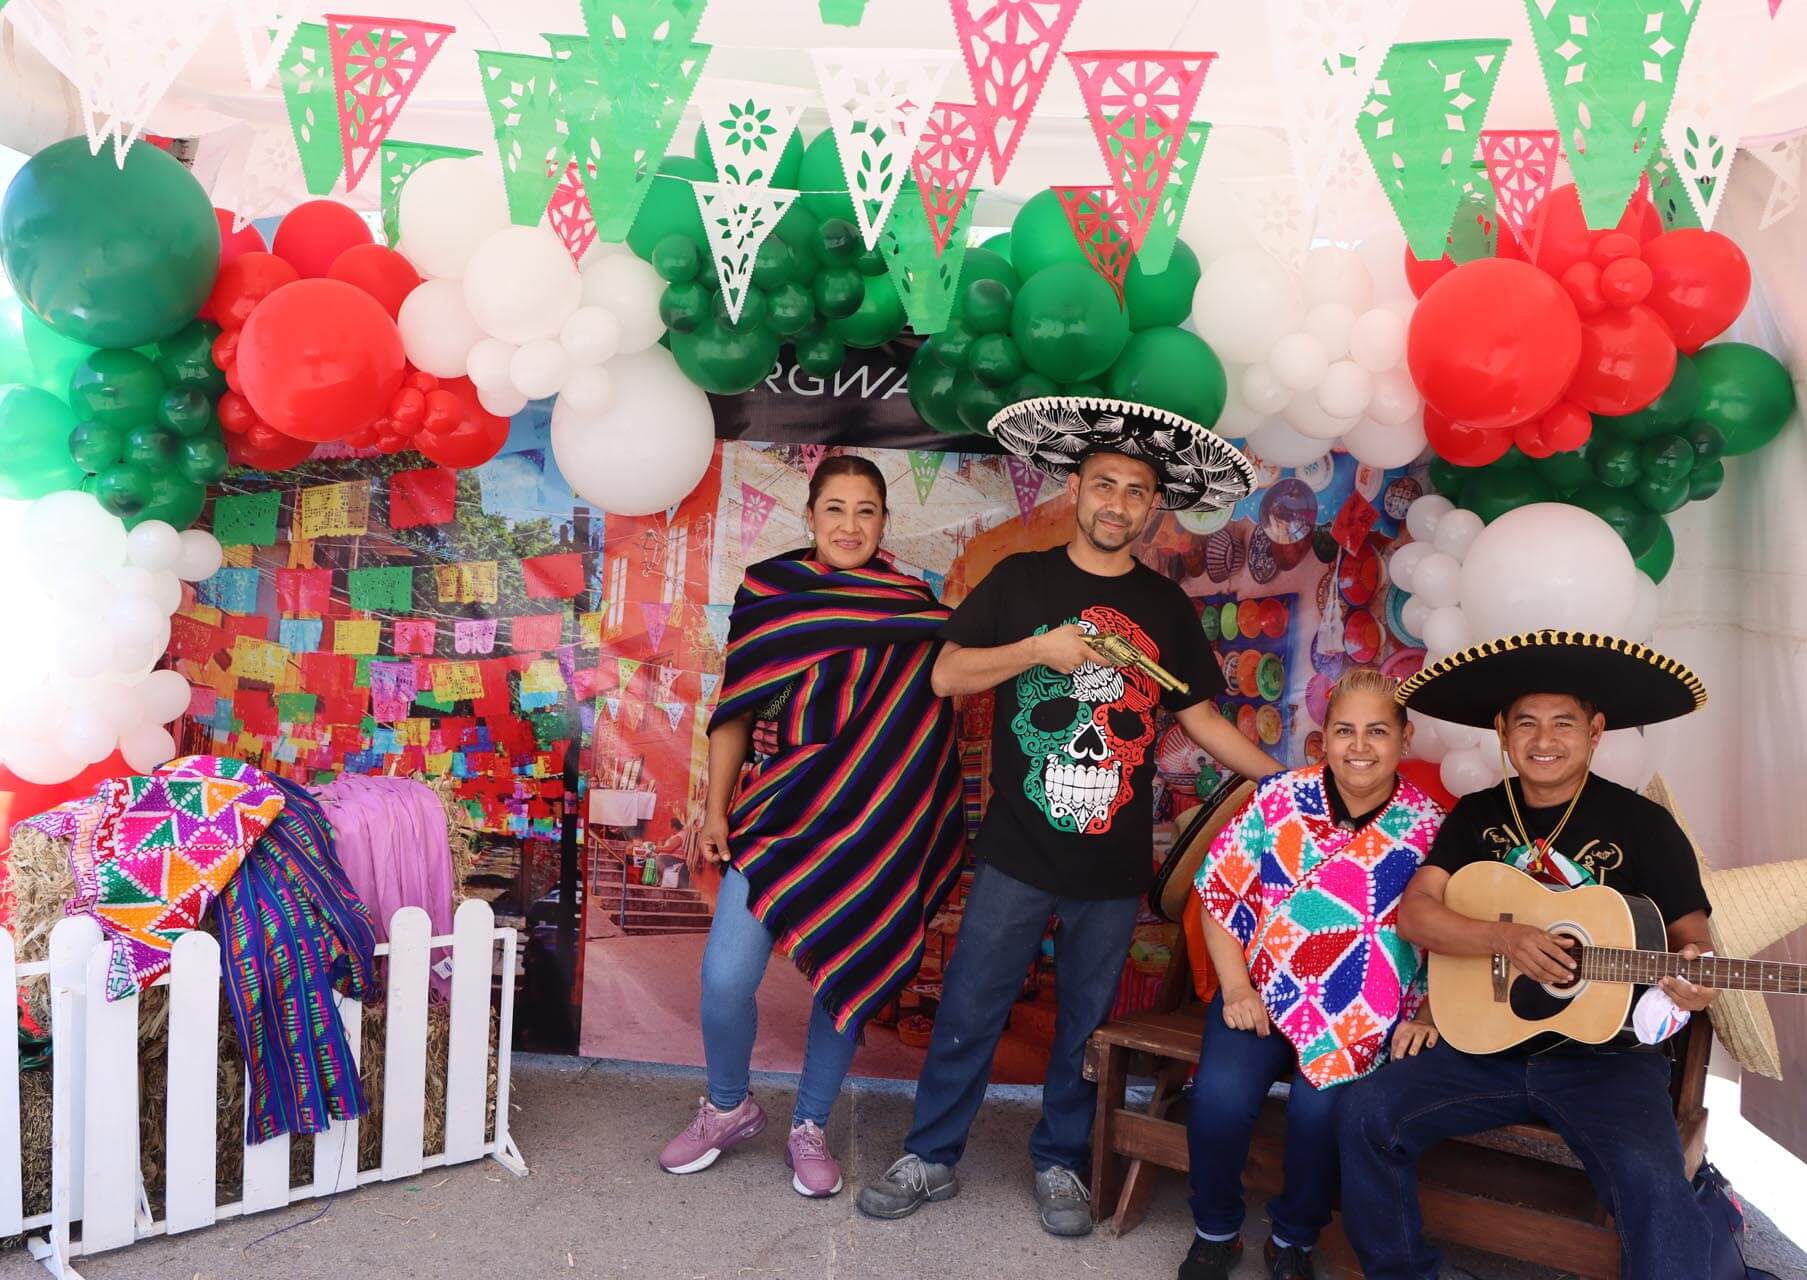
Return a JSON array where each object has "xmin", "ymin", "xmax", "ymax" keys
[{"xmin": 1498, "ymin": 739, "xmax": 1591, "ymax": 872}]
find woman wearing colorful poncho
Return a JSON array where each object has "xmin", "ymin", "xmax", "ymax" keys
[
  {"xmin": 658, "ymin": 456, "xmax": 963, "ymax": 1200},
  {"xmin": 1179, "ymin": 671, "xmax": 1445, "ymax": 1280}
]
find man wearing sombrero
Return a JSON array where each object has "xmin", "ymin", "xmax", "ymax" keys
[
  {"xmin": 1338, "ymin": 630, "xmax": 1719, "ymax": 1279},
  {"xmin": 858, "ymin": 396, "xmax": 1284, "ymax": 1235}
]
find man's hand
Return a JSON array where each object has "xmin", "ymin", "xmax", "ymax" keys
[
  {"xmin": 1032, "ymin": 623, "xmax": 1107, "ymax": 675},
  {"xmin": 1221, "ymin": 987, "xmax": 1270, "ymax": 1037},
  {"xmin": 1659, "ymin": 943, "xmax": 1718, "ymax": 1012},
  {"xmin": 1391, "ymin": 1016, "xmax": 1440, "ymax": 1058},
  {"xmin": 1491, "ymin": 921, "xmax": 1578, "ymax": 985},
  {"xmin": 698, "ymin": 813, "xmax": 732, "ymax": 865}
]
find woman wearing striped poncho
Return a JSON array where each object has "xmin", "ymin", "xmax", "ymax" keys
[{"xmin": 657, "ymin": 456, "xmax": 964, "ymax": 1200}]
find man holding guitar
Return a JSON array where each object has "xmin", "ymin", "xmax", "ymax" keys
[{"xmin": 1338, "ymin": 631, "xmax": 1718, "ymax": 1280}]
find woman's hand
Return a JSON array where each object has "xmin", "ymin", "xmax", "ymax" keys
[
  {"xmin": 1220, "ymin": 987, "xmax": 1270, "ymax": 1038},
  {"xmin": 1391, "ymin": 1015, "xmax": 1439, "ymax": 1058},
  {"xmin": 698, "ymin": 813, "xmax": 732, "ymax": 865}
]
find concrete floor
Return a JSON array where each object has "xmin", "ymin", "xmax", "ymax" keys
[{"xmin": 7, "ymin": 1056, "xmax": 1804, "ymax": 1280}]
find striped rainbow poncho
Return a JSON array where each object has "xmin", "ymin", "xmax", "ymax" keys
[{"xmin": 711, "ymin": 551, "xmax": 964, "ymax": 1034}]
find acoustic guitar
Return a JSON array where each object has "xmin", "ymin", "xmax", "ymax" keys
[{"xmin": 1429, "ymin": 861, "xmax": 1807, "ymax": 1054}]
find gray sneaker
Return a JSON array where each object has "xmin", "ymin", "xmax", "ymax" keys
[
  {"xmin": 855, "ymin": 1153, "xmax": 960, "ymax": 1219},
  {"xmin": 1034, "ymin": 1165, "xmax": 1093, "ymax": 1236}
]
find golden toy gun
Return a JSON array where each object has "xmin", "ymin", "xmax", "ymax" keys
[{"xmin": 1083, "ymin": 632, "xmax": 1190, "ymax": 695}]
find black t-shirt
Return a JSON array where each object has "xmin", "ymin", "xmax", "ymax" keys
[
  {"xmin": 1428, "ymin": 774, "xmax": 1710, "ymax": 925},
  {"xmin": 941, "ymin": 547, "xmax": 1227, "ymax": 900}
]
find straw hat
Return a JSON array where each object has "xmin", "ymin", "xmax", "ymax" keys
[
  {"xmin": 1152, "ymin": 776, "xmax": 1256, "ymax": 922},
  {"xmin": 1644, "ymin": 774, "xmax": 1807, "ymax": 1080}
]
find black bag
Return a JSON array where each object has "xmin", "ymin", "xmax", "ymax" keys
[{"xmin": 1691, "ymin": 1160, "xmax": 1780, "ymax": 1280}]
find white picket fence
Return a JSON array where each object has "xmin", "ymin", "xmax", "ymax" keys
[{"xmin": 0, "ymin": 899, "xmax": 525, "ymax": 1278}]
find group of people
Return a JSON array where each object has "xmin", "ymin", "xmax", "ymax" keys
[{"xmin": 653, "ymin": 395, "xmax": 1725, "ymax": 1279}]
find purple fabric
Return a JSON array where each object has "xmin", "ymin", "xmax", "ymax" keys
[{"xmin": 312, "ymin": 776, "xmax": 455, "ymax": 998}]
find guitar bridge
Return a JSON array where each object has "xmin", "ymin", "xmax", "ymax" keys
[{"xmin": 1492, "ymin": 912, "xmax": 1513, "ymax": 1002}]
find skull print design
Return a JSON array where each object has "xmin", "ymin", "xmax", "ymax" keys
[{"xmin": 1012, "ymin": 606, "xmax": 1161, "ymax": 835}]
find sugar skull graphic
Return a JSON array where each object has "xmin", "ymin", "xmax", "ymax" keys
[{"xmin": 1012, "ymin": 606, "xmax": 1160, "ymax": 835}]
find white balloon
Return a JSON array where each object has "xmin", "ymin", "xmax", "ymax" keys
[
  {"xmin": 464, "ymin": 226, "xmax": 582, "ymax": 344},
  {"xmin": 560, "ymin": 306, "xmax": 623, "ymax": 366},
  {"xmin": 398, "ymin": 279, "xmax": 486, "ymax": 378},
  {"xmin": 1625, "ymin": 571, "xmax": 1660, "ymax": 642},
  {"xmin": 1316, "ymin": 360, "xmax": 1373, "ymax": 418},
  {"xmin": 1407, "ymin": 711, "xmax": 1450, "ymax": 763},
  {"xmin": 1388, "ymin": 541, "xmax": 1433, "ymax": 589},
  {"xmin": 550, "ymin": 347, "xmax": 714, "ymax": 516},
  {"xmin": 59, "ymin": 707, "xmax": 116, "ymax": 765},
  {"xmin": 509, "ymin": 339, "xmax": 572, "ymax": 399},
  {"xmin": 1303, "ymin": 303, "xmax": 1355, "ymax": 360},
  {"xmin": 119, "ymin": 723, "xmax": 177, "ymax": 774},
  {"xmin": 466, "ymin": 337, "xmax": 519, "ymax": 392},
  {"xmin": 1192, "ymin": 250, "xmax": 1306, "ymax": 365},
  {"xmin": 1342, "ymin": 415, "xmax": 1427, "ymax": 469},
  {"xmin": 57, "ymin": 624, "xmax": 114, "ymax": 679},
  {"xmin": 1426, "ymin": 715, "xmax": 1494, "ymax": 752},
  {"xmin": 1412, "ymin": 552, "xmax": 1464, "ymax": 609},
  {"xmin": 580, "ymin": 254, "xmax": 667, "ymax": 354},
  {"xmin": 125, "ymin": 520, "xmax": 181, "ymax": 573},
  {"xmin": 1432, "ymin": 508, "xmax": 1485, "ymax": 560},
  {"xmin": 1283, "ymin": 392, "xmax": 1360, "ymax": 441},
  {"xmin": 1400, "ymin": 596, "xmax": 1431, "ymax": 637},
  {"xmin": 106, "ymin": 593, "xmax": 170, "ymax": 654},
  {"xmin": 1269, "ymin": 332, "xmax": 1330, "ymax": 391},
  {"xmin": 6, "ymin": 740, "xmax": 81, "ymax": 785},
  {"xmin": 147, "ymin": 569, "xmax": 182, "ymax": 615},
  {"xmin": 113, "ymin": 631, "xmax": 168, "ymax": 676},
  {"xmin": 23, "ymin": 492, "xmax": 127, "ymax": 594},
  {"xmin": 1349, "ymin": 307, "xmax": 1409, "ymax": 372},
  {"xmin": 396, "ymin": 156, "xmax": 511, "ymax": 279},
  {"xmin": 1405, "ymin": 494, "xmax": 1454, "ymax": 542},
  {"xmin": 1365, "ymin": 368, "xmax": 1422, "ymax": 426},
  {"xmin": 174, "ymin": 529, "xmax": 223, "ymax": 582},
  {"xmin": 1457, "ymin": 503, "xmax": 1638, "ymax": 641},
  {"xmin": 110, "ymin": 565, "xmax": 156, "ymax": 603},
  {"xmin": 1240, "ymin": 362, "xmax": 1291, "ymax": 414},
  {"xmin": 478, "ymin": 385, "xmax": 529, "ymax": 418},
  {"xmin": 1592, "ymin": 728, "xmax": 1652, "ymax": 789},
  {"xmin": 1245, "ymin": 419, "xmax": 1332, "ymax": 469},
  {"xmin": 559, "ymin": 365, "xmax": 616, "ymax": 417},
  {"xmin": 1213, "ymin": 383, "xmax": 1267, "ymax": 440},
  {"xmin": 1422, "ymin": 605, "xmax": 1473, "ymax": 657},
  {"xmin": 1302, "ymin": 246, "xmax": 1374, "ymax": 311},
  {"xmin": 135, "ymin": 668, "xmax": 192, "ymax": 725},
  {"xmin": 1441, "ymin": 746, "xmax": 1499, "ymax": 798}
]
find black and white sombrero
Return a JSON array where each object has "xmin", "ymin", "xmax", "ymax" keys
[
  {"xmin": 1396, "ymin": 630, "xmax": 1707, "ymax": 729},
  {"xmin": 986, "ymin": 396, "xmax": 1257, "ymax": 512}
]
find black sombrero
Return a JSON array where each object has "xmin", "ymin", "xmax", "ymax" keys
[
  {"xmin": 1396, "ymin": 630, "xmax": 1707, "ymax": 729},
  {"xmin": 986, "ymin": 395, "xmax": 1257, "ymax": 512}
]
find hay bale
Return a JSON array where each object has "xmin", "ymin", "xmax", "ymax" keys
[{"xmin": 415, "ymin": 773, "xmax": 478, "ymax": 906}]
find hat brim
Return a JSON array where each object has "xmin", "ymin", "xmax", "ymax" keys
[
  {"xmin": 1396, "ymin": 630, "xmax": 1706, "ymax": 729},
  {"xmin": 986, "ymin": 395, "xmax": 1257, "ymax": 512}
]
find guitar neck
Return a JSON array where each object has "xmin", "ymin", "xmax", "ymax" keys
[{"xmin": 1579, "ymin": 947, "xmax": 1807, "ymax": 994}]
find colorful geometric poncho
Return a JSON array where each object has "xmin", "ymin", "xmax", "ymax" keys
[
  {"xmin": 1195, "ymin": 766, "xmax": 1444, "ymax": 1088},
  {"xmin": 711, "ymin": 551, "xmax": 965, "ymax": 1034},
  {"xmin": 25, "ymin": 756, "xmax": 286, "ymax": 1002}
]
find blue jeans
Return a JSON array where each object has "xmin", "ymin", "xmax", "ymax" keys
[
  {"xmin": 1338, "ymin": 1041, "xmax": 1710, "ymax": 1279},
  {"xmin": 1187, "ymin": 990, "xmax": 1346, "ymax": 1247},
  {"xmin": 905, "ymin": 861, "xmax": 1141, "ymax": 1173},
  {"xmin": 699, "ymin": 868, "xmax": 857, "ymax": 1127}
]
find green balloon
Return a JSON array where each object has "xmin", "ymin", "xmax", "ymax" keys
[
  {"xmin": 68, "ymin": 419, "xmax": 126, "ymax": 472},
  {"xmin": 772, "ymin": 203, "xmax": 822, "ymax": 277},
  {"xmin": 1063, "ymin": 380, "xmax": 1105, "ymax": 399},
  {"xmin": 670, "ymin": 320, "xmax": 781, "ymax": 395},
  {"xmin": 0, "ymin": 384, "xmax": 84, "ymax": 498},
  {"xmin": 138, "ymin": 471, "xmax": 205, "ymax": 530},
  {"xmin": 1008, "ymin": 371, "xmax": 1060, "ymax": 402},
  {"xmin": 1634, "ymin": 470, "xmax": 1691, "ymax": 514},
  {"xmin": 855, "ymin": 245, "xmax": 888, "ymax": 277},
  {"xmin": 689, "ymin": 126, "xmax": 721, "ymax": 179},
  {"xmin": 798, "ymin": 130, "xmax": 858, "ymax": 225},
  {"xmin": 908, "ymin": 340, "xmax": 965, "ymax": 435},
  {"xmin": 817, "ymin": 218, "xmax": 862, "ymax": 268},
  {"xmin": 68, "ymin": 348, "xmax": 165, "ymax": 428},
  {"xmin": 969, "ymin": 334, "xmax": 1026, "ymax": 387},
  {"xmin": 769, "ymin": 130, "xmax": 806, "ymax": 189},
  {"xmin": 122, "ymin": 424, "xmax": 179, "ymax": 467},
  {"xmin": 652, "ymin": 234, "xmax": 701, "ymax": 283},
  {"xmin": 1425, "ymin": 456, "xmax": 1470, "ymax": 498},
  {"xmin": 660, "ymin": 282, "xmax": 710, "ymax": 334},
  {"xmin": 1, "ymin": 137, "xmax": 219, "ymax": 348},
  {"xmin": 793, "ymin": 324, "xmax": 846, "ymax": 378},
  {"xmin": 1590, "ymin": 436, "xmax": 1643, "ymax": 489},
  {"xmin": 94, "ymin": 461, "xmax": 156, "ymax": 519},
  {"xmin": 962, "ymin": 279, "xmax": 1014, "ymax": 335},
  {"xmin": 1529, "ymin": 445, "xmax": 1592, "ymax": 496},
  {"xmin": 932, "ymin": 318, "xmax": 977, "ymax": 369},
  {"xmin": 1694, "ymin": 341, "xmax": 1797, "ymax": 456},
  {"xmin": 1687, "ymin": 458, "xmax": 1725, "ymax": 502},
  {"xmin": 1683, "ymin": 419, "xmax": 1726, "ymax": 462},
  {"xmin": 18, "ymin": 310, "xmax": 96, "ymax": 396},
  {"xmin": 953, "ymin": 371, "xmax": 1010, "ymax": 434},
  {"xmin": 980, "ymin": 231, "xmax": 1012, "ymax": 256},
  {"xmin": 751, "ymin": 236, "xmax": 797, "ymax": 290},
  {"xmin": 1123, "ymin": 241, "xmax": 1201, "ymax": 331},
  {"xmin": 1011, "ymin": 262, "xmax": 1130, "ymax": 383},
  {"xmin": 831, "ymin": 270, "xmax": 906, "ymax": 348},
  {"xmin": 765, "ymin": 282, "xmax": 816, "ymax": 336},
  {"xmin": 956, "ymin": 247, "xmax": 1022, "ymax": 299},
  {"xmin": 715, "ymin": 286, "xmax": 770, "ymax": 333},
  {"xmin": 813, "ymin": 267, "xmax": 865, "ymax": 320},
  {"xmin": 157, "ymin": 387, "xmax": 214, "ymax": 438},
  {"xmin": 153, "ymin": 320, "xmax": 225, "ymax": 395},
  {"xmin": 1639, "ymin": 435, "xmax": 1694, "ymax": 484},
  {"xmin": 177, "ymin": 435, "xmax": 229, "ymax": 484},
  {"xmin": 1571, "ymin": 482, "xmax": 1663, "ymax": 556},
  {"xmin": 1634, "ymin": 518, "xmax": 1676, "ymax": 584},
  {"xmin": 626, "ymin": 157, "xmax": 714, "ymax": 259},
  {"xmin": 1463, "ymin": 467, "xmax": 1557, "ymax": 524},
  {"xmin": 1594, "ymin": 353, "xmax": 1700, "ymax": 442},
  {"xmin": 1009, "ymin": 188, "xmax": 1089, "ymax": 278},
  {"xmin": 1103, "ymin": 326, "xmax": 1226, "ymax": 426}
]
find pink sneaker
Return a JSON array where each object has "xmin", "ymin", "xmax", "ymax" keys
[
  {"xmin": 659, "ymin": 1096, "xmax": 767, "ymax": 1174},
  {"xmin": 785, "ymin": 1120, "xmax": 843, "ymax": 1198}
]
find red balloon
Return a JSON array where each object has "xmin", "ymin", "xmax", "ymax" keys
[
  {"xmin": 272, "ymin": 200, "xmax": 375, "ymax": 279},
  {"xmin": 326, "ymin": 243, "xmax": 422, "ymax": 319},
  {"xmin": 1566, "ymin": 305, "xmax": 1678, "ymax": 416},
  {"xmin": 214, "ymin": 208, "xmax": 269, "ymax": 266},
  {"xmin": 217, "ymin": 390, "xmax": 257, "ymax": 433},
  {"xmin": 229, "ymin": 421, "xmax": 317, "ymax": 470},
  {"xmin": 205, "ymin": 252, "xmax": 300, "ymax": 330},
  {"xmin": 391, "ymin": 385, "xmax": 427, "ymax": 427},
  {"xmin": 1641, "ymin": 229, "xmax": 1751, "ymax": 355},
  {"xmin": 411, "ymin": 376, "xmax": 510, "ymax": 468},
  {"xmin": 1560, "ymin": 261, "xmax": 1606, "ymax": 317},
  {"xmin": 1525, "ymin": 183, "xmax": 1660, "ymax": 279},
  {"xmin": 211, "ymin": 327, "xmax": 240, "ymax": 372},
  {"xmin": 1397, "ymin": 758, "xmax": 1458, "ymax": 812},
  {"xmin": 237, "ymin": 279, "xmax": 406, "ymax": 442},
  {"xmin": 1424, "ymin": 405, "xmax": 1514, "ymax": 467},
  {"xmin": 1404, "ymin": 247, "xmax": 1456, "ymax": 299},
  {"xmin": 0, "ymin": 752, "xmax": 128, "ymax": 854},
  {"xmin": 1408, "ymin": 258, "xmax": 1583, "ymax": 431},
  {"xmin": 1599, "ymin": 256, "xmax": 1653, "ymax": 308},
  {"xmin": 1514, "ymin": 400, "xmax": 1592, "ymax": 459}
]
